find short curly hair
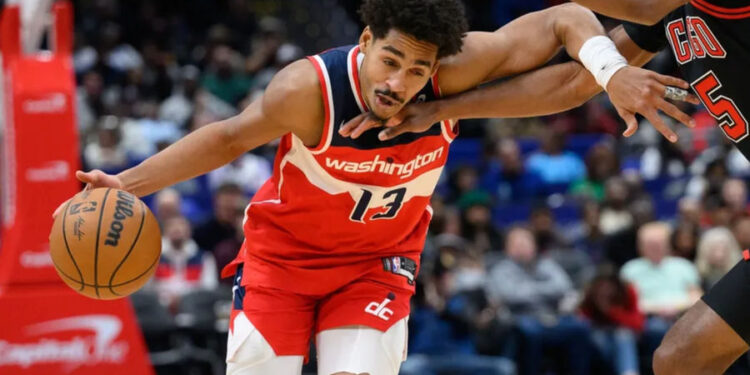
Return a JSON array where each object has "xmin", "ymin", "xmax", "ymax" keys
[{"xmin": 359, "ymin": 0, "xmax": 468, "ymax": 59}]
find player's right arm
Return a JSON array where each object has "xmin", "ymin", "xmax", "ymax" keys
[
  {"xmin": 573, "ymin": 0, "xmax": 688, "ymax": 25},
  {"xmin": 72, "ymin": 60, "xmax": 322, "ymax": 199}
]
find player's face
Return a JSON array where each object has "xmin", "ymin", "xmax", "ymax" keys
[{"xmin": 359, "ymin": 28, "xmax": 439, "ymax": 121}]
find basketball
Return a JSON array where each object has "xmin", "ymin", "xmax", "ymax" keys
[{"xmin": 49, "ymin": 188, "xmax": 162, "ymax": 300}]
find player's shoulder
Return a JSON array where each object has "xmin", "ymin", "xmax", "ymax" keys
[
  {"xmin": 265, "ymin": 60, "xmax": 320, "ymax": 102},
  {"xmin": 262, "ymin": 59, "xmax": 322, "ymax": 123}
]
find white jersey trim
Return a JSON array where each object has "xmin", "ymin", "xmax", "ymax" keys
[
  {"xmin": 347, "ymin": 46, "xmax": 367, "ymax": 113},
  {"xmin": 310, "ymin": 54, "xmax": 335, "ymax": 155}
]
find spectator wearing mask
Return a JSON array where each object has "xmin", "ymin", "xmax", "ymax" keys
[
  {"xmin": 458, "ymin": 192, "xmax": 503, "ymax": 255},
  {"xmin": 486, "ymin": 227, "xmax": 591, "ymax": 375}
]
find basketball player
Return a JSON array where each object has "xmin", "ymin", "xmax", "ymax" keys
[
  {"xmin": 339, "ymin": 0, "xmax": 750, "ymax": 374},
  {"xmin": 55, "ymin": 1, "xmax": 696, "ymax": 374}
]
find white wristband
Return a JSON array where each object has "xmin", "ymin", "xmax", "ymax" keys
[{"xmin": 578, "ymin": 35, "xmax": 628, "ymax": 91}]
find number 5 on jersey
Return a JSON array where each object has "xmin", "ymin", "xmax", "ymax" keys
[
  {"xmin": 693, "ymin": 71, "xmax": 749, "ymax": 142},
  {"xmin": 350, "ymin": 187, "xmax": 407, "ymax": 222}
]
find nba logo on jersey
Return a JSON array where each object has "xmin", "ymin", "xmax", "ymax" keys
[{"xmin": 391, "ymin": 256, "xmax": 402, "ymax": 272}]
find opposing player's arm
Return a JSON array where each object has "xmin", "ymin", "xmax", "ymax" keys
[
  {"xmin": 344, "ymin": 25, "xmax": 697, "ymax": 142},
  {"xmin": 425, "ymin": 25, "xmax": 658, "ymax": 119},
  {"xmin": 113, "ymin": 60, "xmax": 322, "ymax": 197},
  {"xmin": 437, "ymin": 3, "xmax": 607, "ymax": 96},
  {"xmin": 573, "ymin": 0, "xmax": 688, "ymax": 25}
]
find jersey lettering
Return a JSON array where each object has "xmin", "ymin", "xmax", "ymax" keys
[{"xmin": 667, "ymin": 17, "xmax": 727, "ymax": 64}]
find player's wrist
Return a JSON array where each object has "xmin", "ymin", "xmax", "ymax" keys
[{"xmin": 578, "ymin": 35, "xmax": 628, "ymax": 91}]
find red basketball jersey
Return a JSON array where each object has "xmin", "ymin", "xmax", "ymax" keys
[{"xmin": 223, "ymin": 45, "xmax": 457, "ymax": 294}]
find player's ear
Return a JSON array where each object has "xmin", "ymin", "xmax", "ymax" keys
[{"xmin": 359, "ymin": 26, "xmax": 373, "ymax": 53}]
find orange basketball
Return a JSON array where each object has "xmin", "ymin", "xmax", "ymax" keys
[{"xmin": 49, "ymin": 188, "xmax": 162, "ymax": 300}]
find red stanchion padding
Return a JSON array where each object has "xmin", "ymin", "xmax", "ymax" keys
[
  {"xmin": 0, "ymin": 286, "xmax": 155, "ymax": 375},
  {"xmin": 0, "ymin": 1, "xmax": 81, "ymax": 286}
]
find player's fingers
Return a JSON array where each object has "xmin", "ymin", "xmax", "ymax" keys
[
  {"xmin": 338, "ymin": 113, "xmax": 369, "ymax": 136},
  {"xmin": 620, "ymin": 110, "xmax": 639, "ymax": 137},
  {"xmin": 52, "ymin": 199, "xmax": 70, "ymax": 219},
  {"xmin": 350, "ymin": 119, "xmax": 381, "ymax": 139},
  {"xmin": 658, "ymin": 99, "xmax": 696, "ymax": 128},
  {"xmin": 646, "ymin": 110, "xmax": 678, "ymax": 142},
  {"xmin": 685, "ymin": 93, "xmax": 700, "ymax": 105},
  {"xmin": 651, "ymin": 72, "xmax": 690, "ymax": 89},
  {"xmin": 378, "ymin": 123, "xmax": 414, "ymax": 141},
  {"xmin": 75, "ymin": 170, "xmax": 96, "ymax": 184}
]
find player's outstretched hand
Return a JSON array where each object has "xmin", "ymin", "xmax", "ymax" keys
[
  {"xmin": 52, "ymin": 170, "xmax": 124, "ymax": 219},
  {"xmin": 338, "ymin": 101, "xmax": 441, "ymax": 141},
  {"xmin": 606, "ymin": 66, "xmax": 700, "ymax": 142}
]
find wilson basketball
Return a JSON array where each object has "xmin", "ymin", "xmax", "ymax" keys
[{"xmin": 49, "ymin": 188, "xmax": 162, "ymax": 300}]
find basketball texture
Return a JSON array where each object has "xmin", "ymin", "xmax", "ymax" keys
[{"xmin": 49, "ymin": 188, "xmax": 162, "ymax": 300}]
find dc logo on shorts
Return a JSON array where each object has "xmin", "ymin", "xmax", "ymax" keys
[{"xmin": 364, "ymin": 292, "xmax": 396, "ymax": 321}]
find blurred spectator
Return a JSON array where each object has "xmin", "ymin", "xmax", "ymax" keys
[
  {"xmin": 620, "ymin": 222, "xmax": 701, "ymax": 366},
  {"xmin": 208, "ymin": 152, "xmax": 272, "ymax": 196},
  {"xmin": 721, "ymin": 178, "xmax": 748, "ymax": 220},
  {"xmin": 570, "ymin": 142, "xmax": 620, "ymax": 202},
  {"xmin": 459, "ymin": 192, "xmax": 503, "ymax": 254},
  {"xmin": 150, "ymin": 216, "xmax": 218, "ymax": 310},
  {"xmin": 677, "ymin": 197, "xmax": 702, "ymax": 228},
  {"xmin": 640, "ymin": 128, "xmax": 688, "ymax": 179},
  {"xmin": 531, "ymin": 206, "xmax": 594, "ymax": 288},
  {"xmin": 525, "ymin": 130, "xmax": 586, "ymax": 186},
  {"xmin": 685, "ymin": 158, "xmax": 730, "ymax": 200},
  {"xmin": 695, "ymin": 227, "xmax": 742, "ymax": 290},
  {"xmin": 83, "ymin": 115, "xmax": 130, "ymax": 173},
  {"xmin": 604, "ymin": 198, "xmax": 655, "ymax": 268},
  {"xmin": 193, "ymin": 183, "xmax": 246, "ymax": 253},
  {"xmin": 201, "ymin": 45, "xmax": 252, "ymax": 106},
  {"xmin": 566, "ymin": 200, "xmax": 607, "ymax": 263},
  {"xmin": 599, "ymin": 177, "xmax": 633, "ymax": 235},
  {"xmin": 732, "ymin": 215, "xmax": 750, "ymax": 250},
  {"xmin": 245, "ymin": 17, "xmax": 288, "ymax": 75},
  {"xmin": 620, "ymin": 222, "xmax": 701, "ymax": 315},
  {"xmin": 158, "ymin": 65, "xmax": 201, "ymax": 128},
  {"xmin": 486, "ymin": 227, "xmax": 591, "ymax": 375},
  {"xmin": 580, "ymin": 271, "xmax": 644, "ymax": 375},
  {"xmin": 154, "ymin": 188, "xmax": 183, "ymax": 224},
  {"xmin": 670, "ymin": 221, "xmax": 699, "ymax": 261},
  {"xmin": 480, "ymin": 138, "xmax": 540, "ymax": 202},
  {"xmin": 76, "ymin": 71, "xmax": 106, "ymax": 135},
  {"xmin": 450, "ymin": 165, "xmax": 482, "ymax": 203}
]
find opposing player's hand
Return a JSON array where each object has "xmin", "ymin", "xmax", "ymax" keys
[
  {"xmin": 339, "ymin": 101, "xmax": 441, "ymax": 141},
  {"xmin": 52, "ymin": 170, "xmax": 124, "ymax": 219},
  {"xmin": 606, "ymin": 66, "xmax": 700, "ymax": 142}
]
